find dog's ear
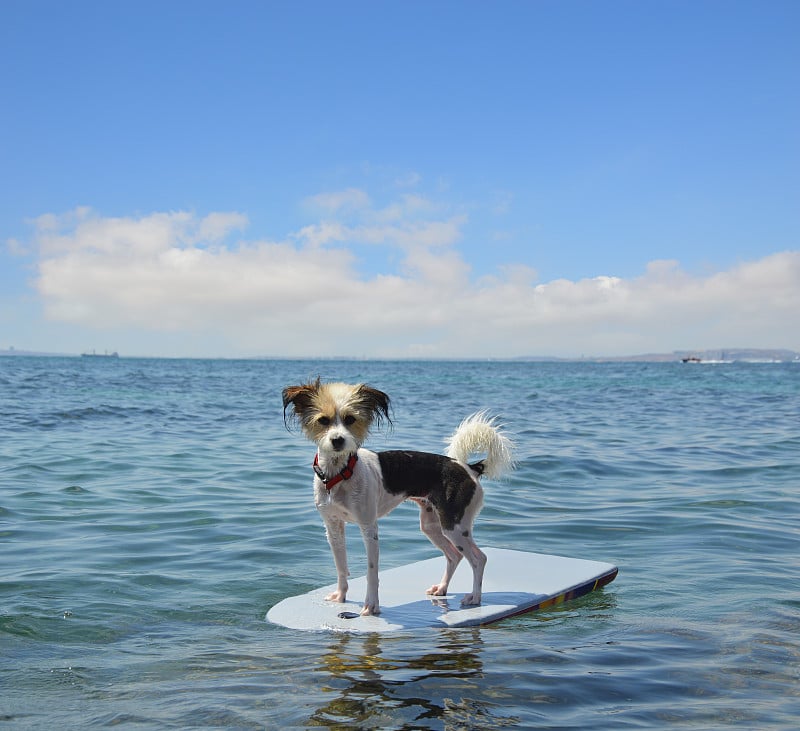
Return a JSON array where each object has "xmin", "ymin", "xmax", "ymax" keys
[
  {"xmin": 356, "ymin": 384, "xmax": 392, "ymax": 427},
  {"xmin": 282, "ymin": 378, "xmax": 321, "ymax": 427}
]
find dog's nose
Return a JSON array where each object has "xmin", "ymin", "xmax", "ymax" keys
[{"xmin": 331, "ymin": 436, "xmax": 345, "ymax": 451}]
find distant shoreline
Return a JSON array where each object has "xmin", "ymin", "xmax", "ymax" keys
[{"xmin": 2, "ymin": 347, "xmax": 798, "ymax": 363}]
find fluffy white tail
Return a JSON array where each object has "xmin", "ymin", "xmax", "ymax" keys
[{"xmin": 445, "ymin": 411, "xmax": 514, "ymax": 480}]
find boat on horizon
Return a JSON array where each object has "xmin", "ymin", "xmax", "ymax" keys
[{"xmin": 81, "ymin": 350, "xmax": 119, "ymax": 359}]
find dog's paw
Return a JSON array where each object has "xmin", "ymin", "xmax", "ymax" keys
[
  {"xmin": 426, "ymin": 584, "xmax": 448, "ymax": 596},
  {"xmin": 360, "ymin": 602, "xmax": 381, "ymax": 616},
  {"xmin": 460, "ymin": 593, "xmax": 482, "ymax": 606},
  {"xmin": 325, "ymin": 589, "xmax": 347, "ymax": 603}
]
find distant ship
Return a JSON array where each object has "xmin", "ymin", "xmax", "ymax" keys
[{"xmin": 81, "ymin": 350, "xmax": 119, "ymax": 359}]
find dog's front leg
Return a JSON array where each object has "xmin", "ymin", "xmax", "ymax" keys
[
  {"xmin": 323, "ymin": 515, "xmax": 349, "ymax": 603},
  {"xmin": 359, "ymin": 522, "xmax": 380, "ymax": 615}
]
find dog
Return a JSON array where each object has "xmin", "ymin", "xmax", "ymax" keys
[{"xmin": 282, "ymin": 379, "xmax": 514, "ymax": 616}]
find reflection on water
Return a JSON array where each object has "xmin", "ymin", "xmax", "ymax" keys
[
  {"xmin": 308, "ymin": 629, "xmax": 519, "ymax": 729},
  {"xmin": 298, "ymin": 568, "xmax": 620, "ymax": 728}
]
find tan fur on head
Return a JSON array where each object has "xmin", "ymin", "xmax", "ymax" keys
[{"xmin": 282, "ymin": 379, "xmax": 391, "ymax": 447}]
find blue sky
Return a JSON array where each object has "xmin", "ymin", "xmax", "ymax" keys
[{"xmin": 2, "ymin": 0, "xmax": 798, "ymax": 358}]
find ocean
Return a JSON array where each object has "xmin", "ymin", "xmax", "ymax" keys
[{"xmin": 1, "ymin": 357, "xmax": 798, "ymax": 729}]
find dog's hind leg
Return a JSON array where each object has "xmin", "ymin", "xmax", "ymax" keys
[
  {"xmin": 417, "ymin": 500, "xmax": 462, "ymax": 597},
  {"xmin": 443, "ymin": 523, "xmax": 487, "ymax": 606}
]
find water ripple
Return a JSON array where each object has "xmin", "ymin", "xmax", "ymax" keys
[{"xmin": 1, "ymin": 358, "xmax": 799, "ymax": 728}]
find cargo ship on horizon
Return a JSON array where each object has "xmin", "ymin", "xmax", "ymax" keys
[{"xmin": 81, "ymin": 350, "xmax": 119, "ymax": 359}]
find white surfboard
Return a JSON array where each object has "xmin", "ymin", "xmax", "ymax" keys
[{"xmin": 266, "ymin": 547, "xmax": 617, "ymax": 632}]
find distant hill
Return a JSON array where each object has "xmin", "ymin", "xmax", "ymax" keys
[
  {"xmin": 519, "ymin": 348, "xmax": 800, "ymax": 363},
  {"xmin": 581, "ymin": 348, "xmax": 800, "ymax": 363}
]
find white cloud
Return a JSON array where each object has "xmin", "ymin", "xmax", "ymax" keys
[
  {"xmin": 32, "ymin": 208, "xmax": 211, "ymax": 256},
  {"xmin": 196, "ymin": 212, "xmax": 249, "ymax": 243},
  {"xmin": 5, "ymin": 237, "xmax": 28, "ymax": 256},
  {"xmin": 294, "ymin": 221, "xmax": 348, "ymax": 248},
  {"xmin": 373, "ymin": 193, "xmax": 438, "ymax": 223},
  {"xmin": 304, "ymin": 188, "xmax": 371, "ymax": 214},
  {"xmin": 27, "ymin": 203, "xmax": 800, "ymax": 358}
]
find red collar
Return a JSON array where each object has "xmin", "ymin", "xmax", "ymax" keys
[{"xmin": 313, "ymin": 452, "xmax": 358, "ymax": 491}]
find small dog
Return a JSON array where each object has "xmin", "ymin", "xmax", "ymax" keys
[{"xmin": 282, "ymin": 379, "xmax": 513, "ymax": 616}]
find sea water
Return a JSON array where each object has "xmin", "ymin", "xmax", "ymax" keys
[{"xmin": 1, "ymin": 357, "xmax": 798, "ymax": 729}]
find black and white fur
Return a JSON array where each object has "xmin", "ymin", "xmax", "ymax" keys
[{"xmin": 282, "ymin": 379, "xmax": 514, "ymax": 616}]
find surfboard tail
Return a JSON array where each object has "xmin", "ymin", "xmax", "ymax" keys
[{"xmin": 445, "ymin": 411, "xmax": 514, "ymax": 480}]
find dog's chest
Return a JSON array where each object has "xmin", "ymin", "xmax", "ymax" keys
[
  {"xmin": 313, "ymin": 452, "xmax": 405, "ymax": 522},
  {"xmin": 315, "ymin": 485, "xmax": 355, "ymax": 519},
  {"xmin": 313, "ymin": 473, "xmax": 371, "ymax": 521}
]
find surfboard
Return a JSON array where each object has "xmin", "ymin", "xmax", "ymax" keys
[{"xmin": 266, "ymin": 547, "xmax": 617, "ymax": 632}]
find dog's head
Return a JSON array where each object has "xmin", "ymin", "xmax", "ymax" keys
[{"xmin": 282, "ymin": 378, "xmax": 391, "ymax": 455}]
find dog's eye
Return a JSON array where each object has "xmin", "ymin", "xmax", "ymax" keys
[
  {"xmin": 343, "ymin": 415, "xmax": 356, "ymax": 426},
  {"xmin": 318, "ymin": 416, "xmax": 331, "ymax": 426}
]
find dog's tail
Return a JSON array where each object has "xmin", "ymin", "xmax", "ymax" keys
[{"xmin": 445, "ymin": 411, "xmax": 514, "ymax": 480}]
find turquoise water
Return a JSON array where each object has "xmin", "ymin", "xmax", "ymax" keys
[{"xmin": 1, "ymin": 357, "xmax": 799, "ymax": 729}]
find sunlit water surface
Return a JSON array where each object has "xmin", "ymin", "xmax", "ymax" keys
[{"xmin": 2, "ymin": 357, "xmax": 799, "ymax": 729}]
